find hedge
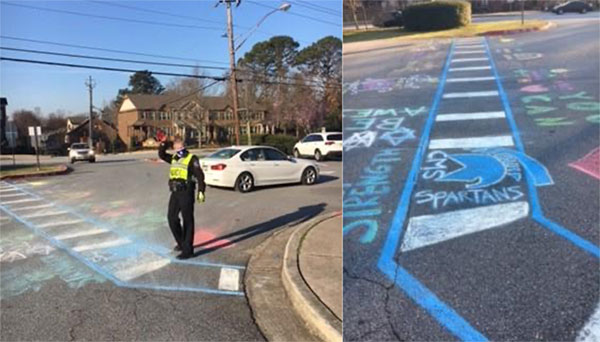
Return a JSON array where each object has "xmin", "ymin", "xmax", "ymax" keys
[
  {"xmin": 240, "ymin": 134, "xmax": 298, "ymax": 155},
  {"xmin": 403, "ymin": 1, "xmax": 471, "ymax": 32}
]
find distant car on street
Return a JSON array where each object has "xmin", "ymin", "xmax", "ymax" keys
[
  {"xmin": 68, "ymin": 143, "xmax": 95, "ymax": 163},
  {"xmin": 382, "ymin": 10, "xmax": 403, "ymax": 27},
  {"xmin": 201, "ymin": 146, "xmax": 319, "ymax": 193},
  {"xmin": 293, "ymin": 132, "xmax": 343, "ymax": 161},
  {"xmin": 552, "ymin": 1, "xmax": 593, "ymax": 14}
]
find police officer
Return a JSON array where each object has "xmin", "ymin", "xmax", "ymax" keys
[{"xmin": 158, "ymin": 135, "xmax": 205, "ymax": 260}]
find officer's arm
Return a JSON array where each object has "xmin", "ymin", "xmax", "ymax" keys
[
  {"xmin": 158, "ymin": 142, "xmax": 172, "ymax": 163},
  {"xmin": 191, "ymin": 156, "xmax": 206, "ymax": 193}
]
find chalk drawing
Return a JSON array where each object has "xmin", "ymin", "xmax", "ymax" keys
[
  {"xmin": 526, "ymin": 105, "xmax": 556, "ymax": 115},
  {"xmin": 535, "ymin": 117, "xmax": 574, "ymax": 126},
  {"xmin": 344, "ymin": 131, "xmax": 377, "ymax": 151},
  {"xmin": 343, "ymin": 75, "xmax": 438, "ymax": 96},
  {"xmin": 379, "ymin": 127, "xmax": 416, "ymax": 147},
  {"xmin": 343, "ymin": 107, "xmax": 427, "ymax": 118},
  {"xmin": 576, "ymin": 302, "xmax": 600, "ymax": 342},
  {"xmin": 343, "ymin": 148, "xmax": 403, "ymax": 244},
  {"xmin": 401, "ymin": 201, "xmax": 529, "ymax": 252},
  {"xmin": 569, "ymin": 147, "xmax": 600, "ymax": 180},
  {"xmin": 587, "ymin": 115, "xmax": 600, "ymax": 124},
  {"xmin": 521, "ymin": 85, "xmax": 549, "ymax": 93},
  {"xmin": 414, "ymin": 186, "xmax": 525, "ymax": 210}
]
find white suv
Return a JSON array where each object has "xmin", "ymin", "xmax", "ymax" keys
[
  {"xmin": 68, "ymin": 143, "xmax": 95, "ymax": 163},
  {"xmin": 293, "ymin": 132, "xmax": 342, "ymax": 161}
]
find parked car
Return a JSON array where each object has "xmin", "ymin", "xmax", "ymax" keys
[
  {"xmin": 552, "ymin": 1, "xmax": 593, "ymax": 14},
  {"xmin": 68, "ymin": 143, "xmax": 95, "ymax": 163},
  {"xmin": 383, "ymin": 10, "xmax": 403, "ymax": 27},
  {"xmin": 201, "ymin": 146, "xmax": 319, "ymax": 193},
  {"xmin": 293, "ymin": 132, "xmax": 343, "ymax": 161}
]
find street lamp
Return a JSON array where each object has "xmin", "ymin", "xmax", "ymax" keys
[{"xmin": 220, "ymin": 1, "xmax": 291, "ymax": 145}]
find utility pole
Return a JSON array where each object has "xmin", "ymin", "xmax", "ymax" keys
[
  {"xmin": 85, "ymin": 76, "xmax": 96, "ymax": 148},
  {"xmin": 225, "ymin": 0, "xmax": 241, "ymax": 145}
]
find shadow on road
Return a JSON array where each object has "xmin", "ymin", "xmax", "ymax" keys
[{"xmin": 192, "ymin": 202, "xmax": 327, "ymax": 256}]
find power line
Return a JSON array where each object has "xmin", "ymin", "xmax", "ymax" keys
[
  {"xmin": 1, "ymin": 2, "xmax": 225, "ymax": 32},
  {"xmin": 0, "ymin": 35, "xmax": 230, "ymax": 65},
  {"xmin": 0, "ymin": 57, "xmax": 227, "ymax": 81},
  {"xmin": 0, "ymin": 57, "xmax": 340, "ymax": 89},
  {"xmin": 246, "ymin": 0, "xmax": 341, "ymax": 27},
  {"xmin": 0, "ymin": 47, "xmax": 230, "ymax": 71},
  {"xmin": 288, "ymin": 1, "xmax": 341, "ymax": 17},
  {"xmin": 297, "ymin": 0, "xmax": 341, "ymax": 14},
  {"xmin": 0, "ymin": 45, "xmax": 332, "ymax": 87}
]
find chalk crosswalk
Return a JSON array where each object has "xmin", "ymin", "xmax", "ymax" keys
[{"xmin": 0, "ymin": 181, "xmax": 244, "ymax": 296}]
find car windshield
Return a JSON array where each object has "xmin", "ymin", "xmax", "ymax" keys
[
  {"xmin": 72, "ymin": 144, "xmax": 89, "ymax": 149},
  {"xmin": 327, "ymin": 134, "xmax": 343, "ymax": 141},
  {"xmin": 208, "ymin": 148, "xmax": 241, "ymax": 159}
]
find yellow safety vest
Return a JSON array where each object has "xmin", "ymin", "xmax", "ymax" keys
[{"xmin": 169, "ymin": 153, "xmax": 194, "ymax": 181}]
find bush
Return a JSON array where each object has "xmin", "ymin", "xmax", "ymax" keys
[
  {"xmin": 403, "ymin": 1, "xmax": 471, "ymax": 32},
  {"xmin": 263, "ymin": 135, "xmax": 298, "ymax": 155}
]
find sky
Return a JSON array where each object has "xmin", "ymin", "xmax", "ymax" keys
[{"xmin": 0, "ymin": 0, "xmax": 341, "ymax": 118}]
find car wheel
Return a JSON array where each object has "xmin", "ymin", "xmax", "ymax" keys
[
  {"xmin": 314, "ymin": 149, "xmax": 323, "ymax": 161},
  {"xmin": 70, "ymin": 158, "xmax": 75, "ymax": 164},
  {"xmin": 294, "ymin": 149, "xmax": 301, "ymax": 158},
  {"xmin": 235, "ymin": 172, "xmax": 254, "ymax": 193},
  {"xmin": 558, "ymin": 9, "xmax": 564, "ymax": 14},
  {"xmin": 302, "ymin": 167, "xmax": 317, "ymax": 185},
  {"xmin": 89, "ymin": 158, "xmax": 96, "ymax": 163},
  {"xmin": 581, "ymin": 8, "xmax": 587, "ymax": 13}
]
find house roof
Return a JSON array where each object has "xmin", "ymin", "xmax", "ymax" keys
[
  {"xmin": 67, "ymin": 115, "xmax": 88, "ymax": 124},
  {"xmin": 122, "ymin": 94, "xmax": 268, "ymax": 112},
  {"xmin": 67, "ymin": 118, "xmax": 116, "ymax": 135}
]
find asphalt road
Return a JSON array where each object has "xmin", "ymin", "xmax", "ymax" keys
[
  {"xmin": 343, "ymin": 15, "xmax": 599, "ymax": 342},
  {"xmin": 0, "ymin": 152, "xmax": 341, "ymax": 341}
]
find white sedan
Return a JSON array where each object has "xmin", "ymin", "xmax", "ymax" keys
[
  {"xmin": 200, "ymin": 146, "xmax": 320, "ymax": 193},
  {"xmin": 293, "ymin": 132, "xmax": 343, "ymax": 161}
]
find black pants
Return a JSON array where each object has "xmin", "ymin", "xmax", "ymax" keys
[{"xmin": 167, "ymin": 189, "xmax": 195, "ymax": 256}]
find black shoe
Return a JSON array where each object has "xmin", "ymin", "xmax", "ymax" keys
[
  {"xmin": 173, "ymin": 245, "xmax": 181, "ymax": 252},
  {"xmin": 176, "ymin": 253, "xmax": 192, "ymax": 260}
]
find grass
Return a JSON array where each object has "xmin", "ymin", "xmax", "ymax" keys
[
  {"xmin": 344, "ymin": 20, "xmax": 549, "ymax": 43},
  {"xmin": 0, "ymin": 164, "xmax": 66, "ymax": 178}
]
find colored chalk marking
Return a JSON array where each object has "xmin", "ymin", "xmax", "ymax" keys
[
  {"xmin": 401, "ymin": 201, "xmax": 529, "ymax": 252},
  {"xmin": 72, "ymin": 238, "xmax": 131, "ymax": 252},
  {"xmin": 113, "ymin": 258, "xmax": 171, "ymax": 282},
  {"xmin": 429, "ymin": 136, "xmax": 514, "ymax": 149},
  {"xmin": 449, "ymin": 66, "xmax": 491, "ymax": 71},
  {"xmin": 443, "ymin": 91, "xmax": 499, "ymax": 98},
  {"xmin": 446, "ymin": 77, "xmax": 495, "ymax": 83},
  {"xmin": 569, "ymin": 147, "xmax": 600, "ymax": 180},
  {"xmin": 218, "ymin": 268, "xmax": 240, "ymax": 292},
  {"xmin": 54, "ymin": 228, "xmax": 109, "ymax": 240},
  {"xmin": 451, "ymin": 57, "xmax": 489, "ymax": 63},
  {"xmin": 436, "ymin": 111, "xmax": 505, "ymax": 121},
  {"xmin": 576, "ymin": 302, "xmax": 600, "ymax": 342}
]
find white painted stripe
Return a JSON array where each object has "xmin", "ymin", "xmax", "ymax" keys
[
  {"xmin": 446, "ymin": 76, "xmax": 495, "ymax": 83},
  {"xmin": 454, "ymin": 43, "xmax": 483, "ymax": 47},
  {"xmin": 73, "ymin": 238, "xmax": 130, "ymax": 252},
  {"xmin": 37, "ymin": 219, "xmax": 84, "ymax": 228},
  {"xmin": 429, "ymin": 136, "xmax": 514, "ymax": 149},
  {"xmin": 0, "ymin": 193, "xmax": 27, "ymax": 198},
  {"xmin": 218, "ymin": 267, "xmax": 240, "ymax": 291},
  {"xmin": 0, "ymin": 188, "xmax": 18, "ymax": 193},
  {"xmin": 452, "ymin": 57, "xmax": 488, "ymax": 63},
  {"xmin": 449, "ymin": 66, "xmax": 491, "ymax": 71},
  {"xmin": 10, "ymin": 203, "xmax": 53, "ymax": 211},
  {"xmin": 576, "ymin": 302, "xmax": 600, "ymax": 342},
  {"xmin": 113, "ymin": 259, "xmax": 170, "ymax": 281},
  {"xmin": 436, "ymin": 111, "xmax": 506, "ymax": 122},
  {"xmin": 22, "ymin": 211, "xmax": 68, "ymax": 219},
  {"xmin": 2, "ymin": 198, "xmax": 41, "ymax": 205},
  {"xmin": 54, "ymin": 228, "xmax": 108, "ymax": 240},
  {"xmin": 453, "ymin": 50, "xmax": 486, "ymax": 55},
  {"xmin": 401, "ymin": 202, "xmax": 529, "ymax": 252},
  {"xmin": 443, "ymin": 91, "xmax": 498, "ymax": 99}
]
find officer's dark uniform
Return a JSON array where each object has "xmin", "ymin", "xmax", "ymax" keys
[{"xmin": 158, "ymin": 142, "xmax": 205, "ymax": 258}]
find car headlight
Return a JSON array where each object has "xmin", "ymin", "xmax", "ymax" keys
[{"xmin": 90, "ymin": 150, "xmax": 95, "ymax": 155}]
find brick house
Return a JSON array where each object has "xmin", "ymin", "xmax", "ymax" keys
[
  {"xmin": 66, "ymin": 117, "xmax": 123, "ymax": 153},
  {"xmin": 117, "ymin": 94, "xmax": 270, "ymax": 148}
]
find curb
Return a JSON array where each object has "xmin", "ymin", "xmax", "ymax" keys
[
  {"xmin": 0, "ymin": 164, "xmax": 71, "ymax": 180},
  {"xmin": 281, "ymin": 212, "xmax": 343, "ymax": 342},
  {"xmin": 478, "ymin": 21, "xmax": 554, "ymax": 36}
]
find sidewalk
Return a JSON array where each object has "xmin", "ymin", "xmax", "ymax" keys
[{"xmin": 246, "ymin": 213, "xmax": 342, "ymax": 342}]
